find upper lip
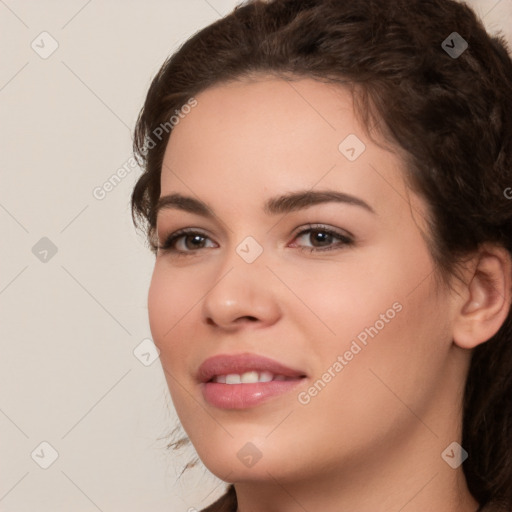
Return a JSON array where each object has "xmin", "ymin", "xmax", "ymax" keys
[{"xmin": 197, "ymin": 353, "xmax": 308, "ymax": 383}]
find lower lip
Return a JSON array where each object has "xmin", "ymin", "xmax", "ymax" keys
[{"xmin": 201, "ymin": 378, "xmax": 306, "ymax": 409}]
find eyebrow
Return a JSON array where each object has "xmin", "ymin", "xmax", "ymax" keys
[{"xmin": 154, "ymin": 189, "xmax": 376, "ymax": 220}]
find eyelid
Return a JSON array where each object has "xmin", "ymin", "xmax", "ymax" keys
[{"xmin": 291, "ymin": 223, "xmax": 354, "ymax": 241}]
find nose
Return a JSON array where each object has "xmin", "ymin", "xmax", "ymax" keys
[{"xmin": 201, "ymin": 251, "xmax": 281, "ymax": 331}]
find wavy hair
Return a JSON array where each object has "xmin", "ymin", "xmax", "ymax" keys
[{"xmin": 130, "ymin": 0, "xmax": 512, "ymax": 510}]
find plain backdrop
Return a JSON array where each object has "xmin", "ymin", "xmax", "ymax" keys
[{"xmin": 1, "ymin": 1, "xmax": 511, "ymax": 511}]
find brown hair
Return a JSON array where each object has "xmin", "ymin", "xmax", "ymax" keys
[{"xmin": 131, "ymin": 0, "xmax": 512, "ymax": 510}]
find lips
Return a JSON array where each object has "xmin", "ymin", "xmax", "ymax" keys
[
  {"xmin": 198, "ymin": 352, "xmax": 309, "ymax": 409},
  {"xmin": 197, "ymin": 353, "xmax": 308, "ymax": 383}
]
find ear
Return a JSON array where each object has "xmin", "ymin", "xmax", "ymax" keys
[{"xmin": 452, "ymin": 244, "xmax": 512, "ymax": 350}]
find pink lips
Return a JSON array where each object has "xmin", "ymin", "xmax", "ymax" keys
[{"xmin": 197, "ymin": 353, "xmax": 308, "ymax": 409}]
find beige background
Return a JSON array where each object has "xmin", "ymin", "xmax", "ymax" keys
[{"xmin": 1, "ymin": 1, "xmax": 511, "ymax": 511}]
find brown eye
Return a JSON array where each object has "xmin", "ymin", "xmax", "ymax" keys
[
  {"xmin": 158, "ymin": 229, "xmax": 215, "ymax": 255},
  {"xmin": 291, "ymin": 224, "xmax": 353, "ymax": 253}
]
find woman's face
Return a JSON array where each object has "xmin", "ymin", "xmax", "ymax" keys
[{"xmin": 148, "ymin": 76, "xmax": 467, "ymax": 485}]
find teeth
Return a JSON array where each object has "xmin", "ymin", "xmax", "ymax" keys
[
  {"xmin": 212, "ymin": 371, "xmax": 291, "ymax": 384},
  {"xmin": 240, "ymin": 371, "xmax": 259, "ymax": 384},
  {"xmin": 259, "ymin": 371, "xmax": 274, "ymax": 383},
  {"xmin": 226, "ymin": 374, "xmax": 241, "ymax": 384}
]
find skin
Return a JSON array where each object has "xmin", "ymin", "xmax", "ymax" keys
[{"xmin": 147, "ymin": 76, "xmax": 511, "ymax": 512}]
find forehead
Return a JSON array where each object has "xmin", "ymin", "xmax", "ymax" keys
[
  {"xmin": 159, "ymin": 76, "xmax": 423, "ymax": 224},
  {"xmin": 164, "ymin": 76, "xmax": 358, "ymax": 167}
]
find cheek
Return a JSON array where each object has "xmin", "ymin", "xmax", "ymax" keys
[
  {"xmin": 147, "ymin": 265, "xmax": 192, "ymax": 353},
  {"xmin": 147, "ymin": 267, "xmax": 169, "ymax": 347},
  {"xmin": 286, "ymin": 252, "xmax": 405, "ymax": 349},
  {"xmin": 147, "ymin": 263, "xmax": 211, "ymax": 395},
  {"xmin": 294, "ymin": 242, "xmax": 443, "ymax": 398},
  {"xmin": 302, "ymin": 271, "xmax": 448, "ymax": 427},
  {"xmin": 147, "ymin": 267, "xmax": 195, "ymax": 411}
]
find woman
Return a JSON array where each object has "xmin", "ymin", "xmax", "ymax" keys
[{"xmin": 130, "ymin": 0, "xmax": 512, "ymax": 510}]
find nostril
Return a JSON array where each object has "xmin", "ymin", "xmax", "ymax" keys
[{"xmin": 237, "ymin": 316, "xmax": 258, "ymax": 323}]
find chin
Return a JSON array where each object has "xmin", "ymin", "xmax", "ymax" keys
[{"xmin": 193, "ymin": 438, "xmax": 311, "ymax": 484}]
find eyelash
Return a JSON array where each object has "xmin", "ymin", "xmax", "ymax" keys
[{"xmin": 157, "ymin": 224, "xmax": 353, "ymax": 257}]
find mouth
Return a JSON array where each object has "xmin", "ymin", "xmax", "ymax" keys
[
  {"xmin": 197, "ymin": 353, "xmax": 308, "ymax": 409},
  {"xmin": 197, "ymin": 352, "xmax": 308, "ymax": 383}
]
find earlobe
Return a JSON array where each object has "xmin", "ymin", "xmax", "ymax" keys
[{"xmin": 452, "ymin": 245, "xmax": 512, "ymax": 350}]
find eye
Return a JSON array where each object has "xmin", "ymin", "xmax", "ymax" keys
[
  {"xmin": 158, "ymin": 228, "xmax": 215, "ymax": 256},
  {"xmin": 157, "ymin": 224, "xmax": 353, "ymax": 257},
  {"xmin": 290, "ymin": 224, "xmax": 353, "ymax": 253}
]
